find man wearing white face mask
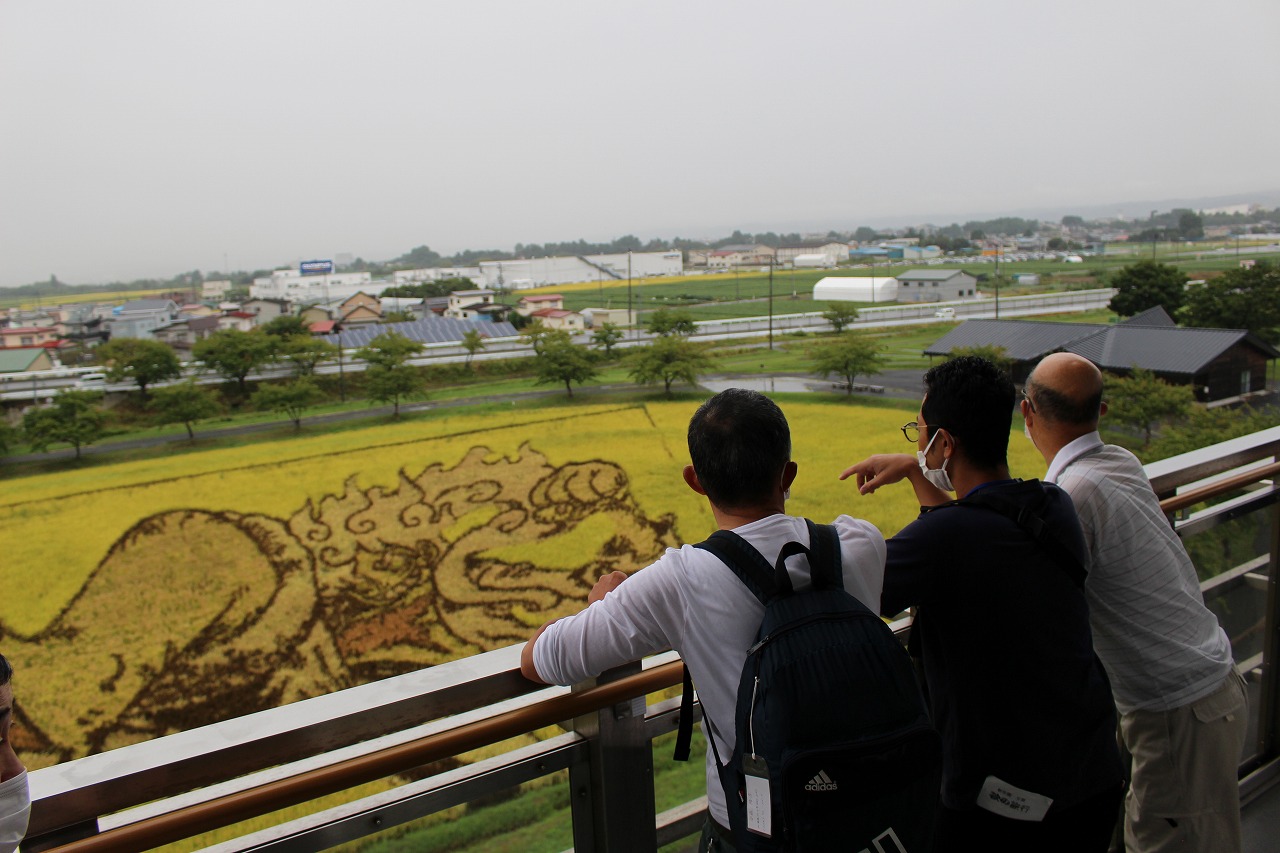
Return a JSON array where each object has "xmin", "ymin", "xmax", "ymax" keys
[
  {"xmin": 0, "ymin": 654, "xmax": 29, "ymax": 853},
  {"xmin": 841, "ymin": 356, "xmax": 1122, "ymax": 853}
]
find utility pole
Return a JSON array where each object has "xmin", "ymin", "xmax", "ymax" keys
[
  {"xmin": 627, "ymin": 251, "xmax": 633, "ymax": 338},
  {"xmin": 768, "ymin": 257, "xmax": 775, "ymax": 351}
]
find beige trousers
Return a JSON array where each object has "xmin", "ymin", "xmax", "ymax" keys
[{"xmin": 1120, "ymin": 668, "xmax": 1248, "ymax": 853}]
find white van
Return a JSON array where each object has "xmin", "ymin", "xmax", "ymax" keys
[
  {"xmin": 76, "ymin": 373, "xmax": 108, "ymax": 390},
  {"xmin": 934, "ymin": 307, "xmax": 956, "ymax": 320}
]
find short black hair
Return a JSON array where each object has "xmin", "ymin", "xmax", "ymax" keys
[
  {"xmin": 1025, "ymin": 374, "xmax": 1103, "ymax": 426},
  {"xmin": 922, "ymin": 355, "xmax": 1015, "ymax": 469},
  {"xmin": 0, "ymin": 653, "xmax": 11, "ymax": 687},
  {"xmin": 688, "ymin": 389, "xmax": 790, "ymax": 510}
]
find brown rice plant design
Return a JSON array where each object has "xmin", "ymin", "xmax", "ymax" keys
[{"xmin": 7, "ymin": 445, "xmax": 678, "ymax": 762}]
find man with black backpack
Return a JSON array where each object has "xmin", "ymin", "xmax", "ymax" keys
[
  {"xmin": 842, "ymin": 356, "xmax": 1124, "ymax": 852},
  {"xmin": 522, "ymin": 388, "xmax": 925, "ymax": 851}
]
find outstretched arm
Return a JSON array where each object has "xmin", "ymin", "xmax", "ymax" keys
[
  {"xmin": 840, "ymin": 453, "xmax": 951, "ymax": 507},
  {"xmin": 520, "ymin": 571, "xmax": 631, "ymax": 684}
]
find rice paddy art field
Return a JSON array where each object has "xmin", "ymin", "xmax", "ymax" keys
[{"xmin": 0, "ymin": 398, "xmax": 1046, "ymax": 769}]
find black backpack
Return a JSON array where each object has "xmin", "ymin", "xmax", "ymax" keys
[{"xmin": 675, "ymin": 520, "xmax": 941, "ymax": 852}]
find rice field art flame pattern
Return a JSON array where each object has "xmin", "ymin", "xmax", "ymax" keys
[{"xmin": 6, "ymin": 444, "xmax": 678, "ymax": 762}]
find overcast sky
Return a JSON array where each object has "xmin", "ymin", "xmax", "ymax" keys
[{"xmin": 2, "ymin": 0, "xmax": 1277, "ymax": 287}]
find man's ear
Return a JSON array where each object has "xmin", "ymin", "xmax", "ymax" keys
[
  {"xmin": 683, "ymin": 465, "xmax": 707, "ymax": 496},
  {"xmin": 1099, "ymin": 400, "xmax": 1108, "ymax": 418},
  {"xmin": 781, "ymin": 460, "xmax": 798, "ymax": 491}
]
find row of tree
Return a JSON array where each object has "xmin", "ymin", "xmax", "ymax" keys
[{"xmin": 1107, "ymin": 260, "xmax": 1280, "ymax": 342}]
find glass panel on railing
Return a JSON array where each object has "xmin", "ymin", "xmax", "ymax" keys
[{"xmin": 1178, "ymin": 502, "xmax": 1274, "ymax": 771}]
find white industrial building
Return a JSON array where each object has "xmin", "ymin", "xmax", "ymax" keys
[
  {"xmin": 812, "ymin": 276, "xmax": 899, "ymax": 303},
  {"xmin": 479, "ymin": 251, "xmax": 682, "ymax": 290},
  {"xmin": 250, "ymin": 269, "xmax": 381, "ymax": 303},
  {"xmin": 391, "ymin": 267, "xmax": 481, "ymax": 284}
]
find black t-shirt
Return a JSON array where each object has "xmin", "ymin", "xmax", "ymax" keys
[{"xmin": 883, "ymin": 479, "xmax": 1121, "ymax": 813}]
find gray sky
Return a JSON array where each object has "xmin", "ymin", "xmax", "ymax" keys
[{"xmin": 2, "ymin": 0, "xmax": 1277, "ymax": 288}]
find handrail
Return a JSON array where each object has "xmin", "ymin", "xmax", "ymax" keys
[
  {"xmin": 49, "ymin": 662, "xmax": 684, "ymax": 853},
  {"xmin": 1159, "ymin": 461, "xmax": 1280, "ymax": 515}
]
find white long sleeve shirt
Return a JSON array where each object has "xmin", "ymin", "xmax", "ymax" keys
[{"xmin": 532, "ymin": 513, "xmax": 886, "ymax": 826}]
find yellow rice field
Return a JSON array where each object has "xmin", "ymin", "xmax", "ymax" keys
[{"xmin": 0, "ymin": 398, "xmax": 1046, "ymax": 768}]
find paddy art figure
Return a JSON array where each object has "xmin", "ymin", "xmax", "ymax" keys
[{"xmin": 5, "ymin": 445, "xmax": 678, "ymax": 763}]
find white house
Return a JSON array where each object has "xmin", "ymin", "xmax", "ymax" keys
[
  {"xmin": 812, "ymin": 277, "xmax": 898, "ymax": 303},
  {"xmin": 445, "ymin": 290, "xmax": 499, "ymax": 321},
  {"xmin": 516, "ymin": 294, "xmax": 565, "ymax": 316}
]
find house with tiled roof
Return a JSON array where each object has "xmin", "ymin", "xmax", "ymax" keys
[
  {"xmin": 529, "ymin": 308, "xmax": 585, "ymax": 332},
  {"xmin": 925, "ymin": 308, "xmax": 1279, "ymax": 401}
]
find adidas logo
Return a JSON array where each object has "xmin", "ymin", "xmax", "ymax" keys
[{"xmin": 804, "ymin": 770, "xmax": 838, "ymax": 792}]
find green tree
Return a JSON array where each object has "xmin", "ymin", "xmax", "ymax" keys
[
  {"xmin": 1104, "ymin": 368, "xmax": 1194, "ymax": 448},
  {"xmin": 533, "ymin": 330, "xmax": 596, "ymax": 398},
  {"xmin": 251, "ymin": 378, "xmax": 324, "ymax": 430},
  {"xmin": 0, "ymin": 421, "xmax": 17, "ymax": 457},
  {"xmin": 22, "ymin": 390, "xmax": 105, "ymax": 459},
  {"xmin": 381, "ymin": 310, "xmax": 416, "ymax": 323},
  {"xmin": 1145, "ymin": 403, "xmax": 1275, "ymax": 462},
  {"xmin": 821, "ymin": 302, "xmax": 860, "ymax": 334},
  {"xmin": 96, "ymin": 338, "xmax": 182, "ymax": 398},
  {"xmin": 357, "ymin": 332, "xmax": 426, "ymax": 416},
  {"xmin": 279, "ymin": 336, "xmax": 340, "ymax": 377},
  {"xmin": 260, "ymin": 315, "xmax": 311, "ymax": 340},
  {"xmin": 808, "ymin": 333, "xmax": 886, "ymax": 394},
  {"xmin": 591, "ymin": 323, "xmax": 624, "ymax": 358},
  {"xmin": 1181, "ymin": 261, "xmax": 1280, "ymax": 342},
  {"xmin": 364, "ymin": 364, "xmax": 422, "ymax": 416},
  {"xmin": 460, "ymin": 329, "xmax": 486, "ymax": 368},
  {"xmin": 644, "ymin": 308, "xmax": 697, "ymax": 338},
  {"xmin": 1177, "ymin": 210, "xmax": 1204, "ymax": 241},
  {"xmin": 1107, "ymin": 261, "xmax": 1188, "ymax": 318},
  {"xmin": 521, "ymin": 321, "xmax": 551, "ymax": 353},
  {"xmin": 949, "ymin": 344, "xmax": 1013, "ymax": 374},
  {"xmin": 150, "ymin": 380, "xmax": 221, "ymax": 440},
  {"xmin": 193, "ymin": 329, "xmax": 277, "ymax": 396},
  {"xmin": 627, "ymin": 336, "xmax": 716, "ymax": 396}
]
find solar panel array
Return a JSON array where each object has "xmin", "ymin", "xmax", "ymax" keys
[{"xmin": 322, "ymin": 317, "xmax": 518, "ymax": 348}]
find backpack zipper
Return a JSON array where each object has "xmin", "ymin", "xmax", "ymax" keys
[{"xmin": 747, "ymin": 609, "xmax": 878, "ymax": 656}]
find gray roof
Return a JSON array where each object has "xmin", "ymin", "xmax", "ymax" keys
[
  {"xmin": 925, "ymin": 319, "xmax": 1102, "ymax": 360},
  {"xmin": 118, "ymin": 299, "xmax": 177, "ymax": 312},
  {"xmin": 1120, "ymin": 306, "xmax": 1176, "ymax": 327},
  {"xmin": 322, "ymin": 317, "xmax": 517, "ymax": 348},
  {"xmin": 926, "ymin": 318, "xmax": 1280, "ymax": 375},
  {"xmin": 1065, "ymin": 326, "xmax": 1278, "ymax": 375},
  {"xmin": 897, "ymin": 269, "xmax": 974, "ymax": 282}
]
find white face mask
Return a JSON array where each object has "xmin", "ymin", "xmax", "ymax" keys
[
  {"xmin": 1023, "ymin": 420, "xmax": 1038, "ymax": 448},
  {"xmin": 0, "ymin": 768, "xmax": 30, "ymax": 852},
  {"xmin": 917, "ymin": 428, "xmax": 954, "ymax": 492}
]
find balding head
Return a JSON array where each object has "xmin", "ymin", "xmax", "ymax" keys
[{"xmin": 1026, "ymin": 353, "xmax": 1105, "ymax": 431}]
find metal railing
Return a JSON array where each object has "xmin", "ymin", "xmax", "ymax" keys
[{"xmin": 22, "ymin": 425, "xmax": 1280, "ymax": 852}]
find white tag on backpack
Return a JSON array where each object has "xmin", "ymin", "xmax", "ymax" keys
[
  {"xmin": 975, "ymin": 775, "xmax": 1053, "ymax": 822},
  {"xmin": 742, "ymin": 755, "xmax": 772, "ymax": 837}
]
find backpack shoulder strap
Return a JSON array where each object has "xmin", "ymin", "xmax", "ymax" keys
[
  {"xmin": 694, "ymin": 528, "xmax": 781, "ymax": 604},
  {"xmin": 804, "ymin": 519, "xmax": 844, "ymax": 592},
  {"xmin": 961, "ymin": 487, "xmax": 1087, "ymax": 587}
]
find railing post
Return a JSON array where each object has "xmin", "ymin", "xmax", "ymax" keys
[
  {"xmin": 568, "ymin": 661, "xmax": 657, "ymax": 852},
  {"xmin": 1257, "ymin": 496, "xmax": 1280, "ymax": 762}
]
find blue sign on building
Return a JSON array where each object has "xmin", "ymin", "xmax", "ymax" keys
[{"xmin": 300, "ymin": 259, "xmax": 335, "ymax": 276}]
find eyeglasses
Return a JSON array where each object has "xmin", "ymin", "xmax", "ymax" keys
[
  {"xmin": 902, "ymin": 421, "xmax": 949, "ymax": 443},
  {"xmin": 1022, "ymin": 391, "xmax": 1037, "ymax": 413}
]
